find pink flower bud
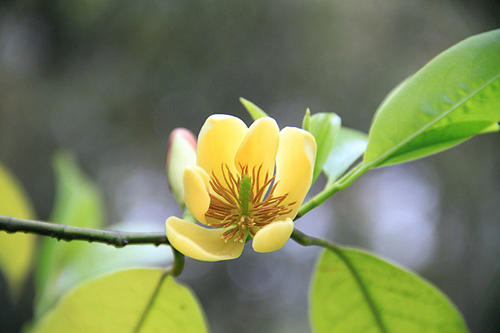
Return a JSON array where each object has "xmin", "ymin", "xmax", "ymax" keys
[{"xmin": 166, "ymin": 128, "xmax": 197, "ymax": 207}]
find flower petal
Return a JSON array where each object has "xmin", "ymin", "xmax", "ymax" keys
[
  {"xmin": 252, "ymin": 219, "xmax": 294, "ymax": 253},
  {"xmin": 183, "ymin": 166, "xmax": 211, "ymax": 224},
  {"xmin": 274, "ymin": 127, "xmax": 316, "ymax": 219},
  {"xmin": 234, "ymin": 117, "xmax": 279, "ymax": 188},
  {"xmin": 197, "ymin": 114, "xmax": 248, "ymax": 180},
  {"xmin": 165, "ymin": 217, "xmax": 245, "ymax": 261}
]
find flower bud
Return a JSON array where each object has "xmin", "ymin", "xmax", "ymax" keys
[{"xmin": 166, "ymin": 128, "xmax": 197, "ymax": 207}]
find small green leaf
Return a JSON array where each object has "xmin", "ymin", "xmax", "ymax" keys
[
  {"xmin": 0, "ymin": 163, "xmax": 36, "ymax": 297},
  {"xmin": 31, "ymin": 268, "xmax": 208, "ymax": 333},
  {"xmin": 309, "ymin": 112, "xmax": 341, "ymax": 183},
  {"xmin": 239, "ymin": 97, "xmax": 268, "ymax": 120},
  {"xmin": 302, "ymin": 108, "xmax": 311, "ymax": 131},
  {"xmin": 323, "ymin": 127, "xmax": 368, "ymax": 184},
  {"xmin": 35, "ymin": 151, "xmax": 105, "ymax": 316},
  {"xmin": 311, "ymin": 248, "xmax": 468, "ymax": 333},
  {"xmin": 364, "ymin": 29, "xmax": 500, "ymax": 168}
]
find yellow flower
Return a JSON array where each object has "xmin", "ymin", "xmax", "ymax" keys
[{"xmin": 165, "ymin": 114, "xmax": 316, "ymax": 261}]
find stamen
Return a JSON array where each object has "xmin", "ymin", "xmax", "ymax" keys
[
  {"xmin": 222, "ymin": 227, "xmax": 239, "ymax": 242},
  {"xmin": 204, "ymin": 163, "xmax": 293, "ymax": 242}
]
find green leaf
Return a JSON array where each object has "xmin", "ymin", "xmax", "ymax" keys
[
  {"xmin": 302, "ymin": 108, "xmax": 311, "ymax": 131},
  {"xmin": 364, "ymin": 29, "xmax": 500, "ymax": 168},
  {"xmin": 0, "ymin": 163, "xmax": 36, "ymax": 296},
  {"xmin": 35, "ymin": 151, "xmax": 105, "ymax": 316},
  {"xmin": 239, "ymin": 97, "xmax": 268, "ymax": 120},
  {"xmin": 309, "ymin": 112, "xmax": 341, "ymax": 183},
  {"xmin": 323, "ymin": 127, "xmax": 368, "ymax": 184},
  {"xmin": 39, "ymin": 222, "xmax": 173, "ymax": 312},
  {"xmin": 311, "ymin": 248, "xmax": 468, "ymax": 333},
  {"xmin": 31, "ymin": 268, "xmax": 208, "ymax": 333}
]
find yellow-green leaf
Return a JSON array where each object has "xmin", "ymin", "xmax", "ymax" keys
[
  {"xmin": 35, "ymin": 152, "xmax": 105, "ymax": 316},
  {"xmin": 0, "ymin": 163, "xmax": 36, "ymax": 296},
  {"xmin": 32, "ymin": 268, "xmax": 208, "ymax": 333},
  {"xmin": 311, "ymin": 248, "xmax": 468, "ymax": 333},
  {"xmin": 47, "ymin": 222, "xmax": 173, "ymax": 307}
]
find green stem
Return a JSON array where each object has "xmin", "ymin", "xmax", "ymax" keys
[
  {"xmin": 0, "ymin": 216, "xmax": 169, "ymax": 248},
  {"xmin": 295, "ymin": 162, "xmax": 370, "ymax": 220},
  {"xmin": 290, "ymin": 228, "xmax": 341, "ymax": 250},
  {"xmin": 171, "ymin": 249, "xmax": 185, "ymax": 277}
]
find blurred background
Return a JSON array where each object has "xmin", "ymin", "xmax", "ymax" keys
[{"xmin": 0, "ymin": 0, "xmax": 499, "ymax": 332}]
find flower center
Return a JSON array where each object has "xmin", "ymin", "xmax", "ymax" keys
[{"xmin": 205, "ymin": 163, "xmax": 295, "ymax": 242}]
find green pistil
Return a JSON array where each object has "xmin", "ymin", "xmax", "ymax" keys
[{"xmin": 239, "ymin": 174, "xmax": 252, "ymax": 216}]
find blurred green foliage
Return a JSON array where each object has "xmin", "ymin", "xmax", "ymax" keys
[{"xmin": 0, "ymin": 164, "xmax": 36, "ymax": 297}]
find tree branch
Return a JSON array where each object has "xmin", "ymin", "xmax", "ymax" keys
[{"xmin": 0, "ymin": 216, "xmax": 169, "ymax": 248}]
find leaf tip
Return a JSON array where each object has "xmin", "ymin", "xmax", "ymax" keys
[{"xmin": 302, "ymin": 108, "xmax": 312, "ymax": 132}]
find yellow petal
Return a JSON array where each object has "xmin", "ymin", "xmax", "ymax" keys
[
  {"xmin": 165, "ymin": 217, "xmax": 245, "ymax": 261},
  {"xmin": 197, "ymin": 114, "xmax": 248, "ymax": 181},
  {"xmin": 234, "ymin": 117, "xmax": 279, "ymax": 188},
  {"xmin": 252, "ymin": 219, "xmax": 294, "ymax": 253},
  {"xmin": 183, "ymin": 166, "xmax": 211, "ymax": 224},
  {"xmin": 274, "ymin": 127, "xmax": 316, "ymax": 219}
]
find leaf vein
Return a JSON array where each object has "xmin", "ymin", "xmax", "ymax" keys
[
  {"xmin": 330, "ymin": 248, "xmax": 388, "ymax": 333},
  {"xmin": 133, "ymin": 270, "xmax": 169, "ymax": 333}
]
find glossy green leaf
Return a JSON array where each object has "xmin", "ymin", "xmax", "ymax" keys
[
  {"xmin": 364, "ymin": 29, "xmax": 500, "ymax": 168},
  {"xmin": 0, "ymin": 164, "xmax": 36, "ymax": 296},
  {"xmin": 323, "ymin": 127, "xmax": 368, "ymax": 184},
  {"xmin": 239, "ymin": 97, "xmax": 268, "ymax": 120},
  {"xmin": 311, "ymin": 248, "xmax": 468, "ymax": 333},
  {"xmin": 309, "ymin": 112, "xmax": 341, "ymax": 182},
  {"xmin": 35, "ymin": 152, "xmax": 105, "ymax": 316},
  {"xmin": 32, "ymin": 268, "xmax": 208, "ymax": 333}
]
